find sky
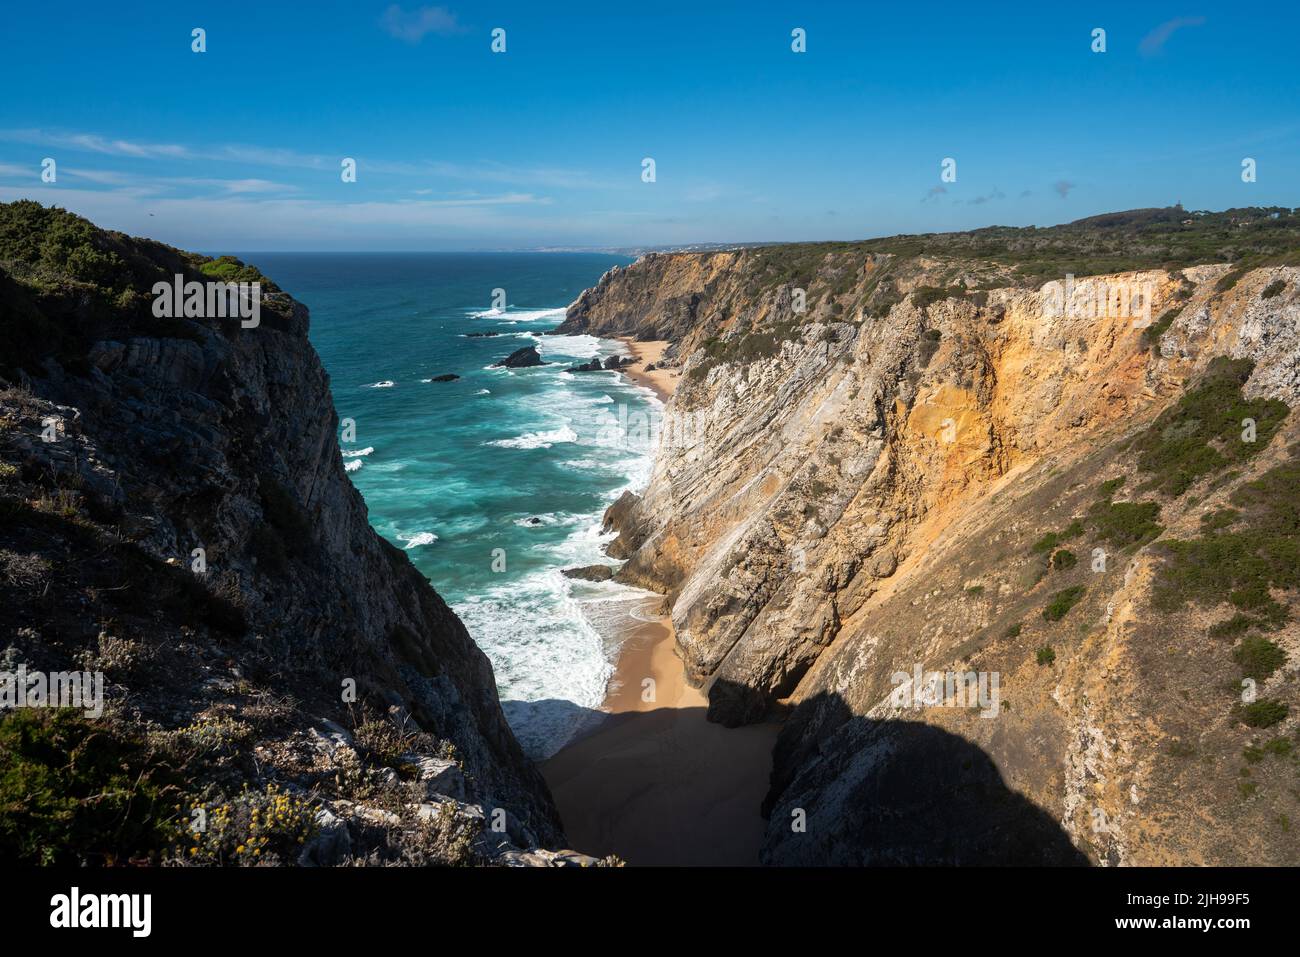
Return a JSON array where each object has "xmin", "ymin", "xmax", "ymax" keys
[{"xmin": 0, "ymin": 1, "xmax": 1297, "ymax": 251}]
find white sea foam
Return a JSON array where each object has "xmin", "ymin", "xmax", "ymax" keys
[
  {"xmin": 476, "ymin": 389, "xmax": 491, "ymax": 395},
  {"xmin": 341, "ymin": 446, "xmax": 375, "ymax": 458},
  {"xmin": 364, "ymin": 380, "xmax": 395, "ymax": 389},
  {"xmin": 513, "ymin": 512, "xmax": 583, "ymax": 528},
  {"xmin": 399, "ymin": 531, "xmax": 439, "ymax": 549},
  {"xmin": 398, "ymin": 328, "xmax": 662, "ymax": 758},
  {"xmin": 487, "ymin": 425, "xmax": 578, "ymax": 449},
  {"xmin": 469, "ymin": 306, "xmax": 566, "ymax": 324},
  {"xmin": 558, "ymin": 457, "xmax": 624, "ymax": 472},
  {"xmin": 537, "ymin": 333, "xmax": 602, "ymax": 358},
  {"xmin": 344, "ymin": 459, "xmax": 363, "ymax": 473}
]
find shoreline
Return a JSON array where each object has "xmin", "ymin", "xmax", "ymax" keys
[
  {"xmin": 542, "ymin": 606, "xmax": 781, "ymax": 865},
  {"xmin": 543, "ymin": 339, "xmax": 778, "ymax": 865},
  {"xmin": 613, "ymin": 337, "xmax": 676, "ymax": 402}
]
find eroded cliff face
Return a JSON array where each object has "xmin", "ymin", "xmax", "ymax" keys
[
  {"xmin": 0, "ymin": 204, "xmax": 570, "ymax": 865},
  {"xmin": 564, "ymin": 236, "xmax": 1300, "ymax": 865}
]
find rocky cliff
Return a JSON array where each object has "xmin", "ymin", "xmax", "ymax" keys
[
  {"xmin": 562, "ymin": 207, "xmax": 1300, "ymax": 865},
  {"xmin": 0, "ymin": 202, "xmax": 578, "ymax": 866}
]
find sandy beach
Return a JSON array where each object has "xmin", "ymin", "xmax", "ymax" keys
[
  {"xmin": 542, "ymin": 612, "xmax": 781, "ymax": 865},
  {"xmin": 616, "ymin": 337, "xmax": 677, "ymax": 401}
]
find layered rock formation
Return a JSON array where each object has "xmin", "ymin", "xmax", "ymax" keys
[
  {"xmin": 0, "ymin": 202, "xmax": 566, "ymax": 865},
  {"xmin": 562, "ymin": 208, "xmax": 1300, "ymax": 865}
]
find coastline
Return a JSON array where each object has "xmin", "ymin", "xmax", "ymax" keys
[
  {"xmin": 614, "ymin": 336, "xmax": 677, "ymax": 401},
  {"xmin": 542, "ymin": 605, "xmax": 781, "ymax": 865},
  {"xmin": 543, "ymin": 330, "xmax": 779, "ymax": 865}
]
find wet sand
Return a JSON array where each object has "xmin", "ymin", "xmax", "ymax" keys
[
  {"xmin": 542, "ymin": 614, "xmax": 781, "ymax": 866},
  {"xmin": 615, "ymin": 338, "xmax": 677, "ymax": 401}
]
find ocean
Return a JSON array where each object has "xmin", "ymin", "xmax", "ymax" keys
[{"xmin": 243, "ymin": 253, "xmax": 657, "ymax": 758}]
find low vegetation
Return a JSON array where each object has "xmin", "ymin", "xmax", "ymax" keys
[
  {"xmin": 1132, "ymin": 357, "xmax": 1287, "ymax": 497},
  {"xmin": 1043, "ymin": 586, "xmax": 1086, "ymax": 622},
  {"xmin": 0, "ymin": 710, "xmax": 183, "ymax": 865}
]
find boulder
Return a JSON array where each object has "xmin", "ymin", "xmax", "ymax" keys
[
  {"xmin": 408, "ymin": 755, "xmax": 466, "ymax": 801},
  {"xmin": 297, "ymin": 808, "xmax": 352, "ymax": 866},
  {"xmin": 493, "ymin": 346, "xmax": 546, "ymax": 368},
  {"xmin": 562, "ymin": 564, "xmax": 616, "ymax": 582}
]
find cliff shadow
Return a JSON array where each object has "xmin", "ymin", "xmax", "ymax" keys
[
  {"xmin": 539, "ymin": 700, "xmax": 782, "ymax": 866},
  {"xmin": 757, "ymin": 686, "xmax": 1090, "ymax": 866},
  {"xmin": 533, "ymin": 681, "xmax": 1087, "ymax": 866}
]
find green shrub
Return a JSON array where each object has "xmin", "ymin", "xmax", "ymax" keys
[
  {"xmin": 1141, "ymin": 305, "xmax": 1184, "ymax": 348},
  {"xmin": 1043, "ymin": 586, "xmax": 1086, "ymax": 622},
  {"xmin": 0, "ymin": 710, "xmax": 183, "ymax": 865},
  {"xmin": 1246, "ymin": 737, "xmax": 1293, "ymax": 762},
  {"xmin": 1132, "ymin": 357, "xmax": 1288, "ymax": 497},
  {"xmin": 1200, "ymin": 508, "xmax": 1240, "ymax": 531},
  {"xmin": 1239, "ymin": 699, "xmax": 1288, "ymax": 728},
  {"xmin": 1003, "ymin": 622, "xmax": 1022, "ymax": 639},
  {"xmin": 1098, "ymin": 477, "xmax": 1126, "ymax": 498},
  {"xmin": 198, "ymin": 255, "xmax": 270, "ymax": 285},
  {"xmin": 1031, "ymin": 531, "xmax": 1060, "ymax": 554},
  {"xmin": 911, "ymin": 285, "xmax": 967, "ymax": 310},
  {"xmin": 1261, "ymin": 279, "xmax": 1286, "ymax": 299},
  {"xmin": 1153, "ymin": 452, "xmax": 1300, "ymax": 624},
  {"xmin": 1233, "ymin": 635, "xmax": 1287, "ymax": 680},
  {"xmin": 1036, "ymin": 645, "xmax": 1056, "ymax": 666},
  {"xmin": 1209, "ymin": 613, "xmax": 1255, "ymax": 640},
  {"xmin": 1050, "ymin": 548, "xmax": 1077, "ymax": 571},
  {"xmin": 1088, "ymin": 499, "xmax": 1163, "ymax": 547}
]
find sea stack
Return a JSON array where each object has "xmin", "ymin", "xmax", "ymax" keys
[{"xmin": 494, "ymin": 346, "xmax": 546, "ymax": 368}]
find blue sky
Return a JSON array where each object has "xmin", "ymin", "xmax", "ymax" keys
[{"xmin": 1, "ymin": 1, "xmax": 1297, "ymax": 250}]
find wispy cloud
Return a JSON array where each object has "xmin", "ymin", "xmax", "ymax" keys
[
  {"xmin": 1139, "ymin": 16, "xmax": 1207, "ymax": 56},
  {"xmin": 0, "ymin": 128, "xmax": 191, "ymax": 160},
  {"xmin": 63, "ymin": 168, "xmax": 138, "ymax": 186},
  {"xmin": 380, "ymin": 5, "xmax": 464, "ymax": 44},
  {"xmin": 1053, "ymin": 179, "xmax": 1075, "ymax": 199},
  {"xmin": 0, "ymin": 128, "xmax": 608, "ymax": 191},
  {"xmin": 967, "ymin": 187, "xmax": 1006, "ymax": 206}
]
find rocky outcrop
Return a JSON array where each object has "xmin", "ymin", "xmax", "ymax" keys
[
  {"xmin": 569, "ymin": 210, "xmax": 1300, "ymax": 865},
  {"xmin": 563, "ymin": 355, "xmax": 632, "ymax": 374},
  {"xmin": 561, "ymin": 564, "xmax": 616, "ymax": 582},
  {"xmin": 0, "ymin": 202, "xmax": 563, "ymax": 864},
  {"xmin": 494, "ymin": 346, "xmax": 545, "ymax": 368}
]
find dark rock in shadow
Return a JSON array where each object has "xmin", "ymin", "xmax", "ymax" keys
[
  {"xmin": 493, "ymin": 346, "xmax": 546, "ymax": 368},
  {"xmin": 758, "ymin": 686, "xmax": 1089, "ymax": 866},
  {"xmin": 500, "ymin": 697, "xmax": 609, "ymax": 761}
]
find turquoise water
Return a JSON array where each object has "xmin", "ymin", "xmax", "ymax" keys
[{"xmin": 245, "ymin": 253, "xmax": 657, "ymax": 757}]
